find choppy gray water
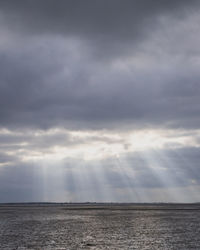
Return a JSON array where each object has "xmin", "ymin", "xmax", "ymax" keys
[{"xmin": 0, "ymin": 204, "xmax": 200, "ymax": 249}]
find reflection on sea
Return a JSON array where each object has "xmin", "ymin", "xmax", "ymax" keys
[{"xmin": 0, "ymin": 204, "xmax": 200, "ymax": 249}]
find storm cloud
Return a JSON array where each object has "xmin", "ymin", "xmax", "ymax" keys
[{"xmin": 0, "ymin": 0, "xmax": 200, "ymax": 129}]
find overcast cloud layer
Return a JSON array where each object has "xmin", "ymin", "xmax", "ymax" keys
[{"xmin": 0, "ymin": 1, "xmax": 200, "ymax": 202}]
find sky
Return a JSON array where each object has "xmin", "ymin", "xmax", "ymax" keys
[{"xmin": 0, "ymin": 0, "xmax": 200, "ymax": 203}]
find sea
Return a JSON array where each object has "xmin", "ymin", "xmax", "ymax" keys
[{"xmin": 0, "ymin": 203, "xmax": 200, "ymax": 249}]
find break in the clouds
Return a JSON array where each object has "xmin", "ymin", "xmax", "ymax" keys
[{"xmin": 0, "ymin": 0, "xmax": 200, "ymax": 202}]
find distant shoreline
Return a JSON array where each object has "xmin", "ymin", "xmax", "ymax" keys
[{"xmin": 0, "ymin": 202, "xmax": 200, "ymax": 210}]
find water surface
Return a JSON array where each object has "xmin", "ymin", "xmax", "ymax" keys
[{"xmin": 0, "ymin": 204, "xmax": 200, "ymax": 249}]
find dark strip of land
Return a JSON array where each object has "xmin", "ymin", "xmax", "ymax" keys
[{"xmin": 0, "ymin": 202, "xmax": 200, "ymax": 210}]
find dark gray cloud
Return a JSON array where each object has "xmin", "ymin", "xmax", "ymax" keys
[
  {"xmin": 0, "ymin": 151, "xmax": 17, "ymax": 163},
  {"xmin": 1, "ymin": 1, "xmax": 197, "ymax": 36},
  {"xmin": 0, "ymin": 0, "xmax": 200, "ymax": 130},
  {"xmin": 0, "ymin": 47, "xmax": 200, "ymax": 130},
  {"xmin": 0, "ymin": 0, "xmax": 199, "ymax": 61}
]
